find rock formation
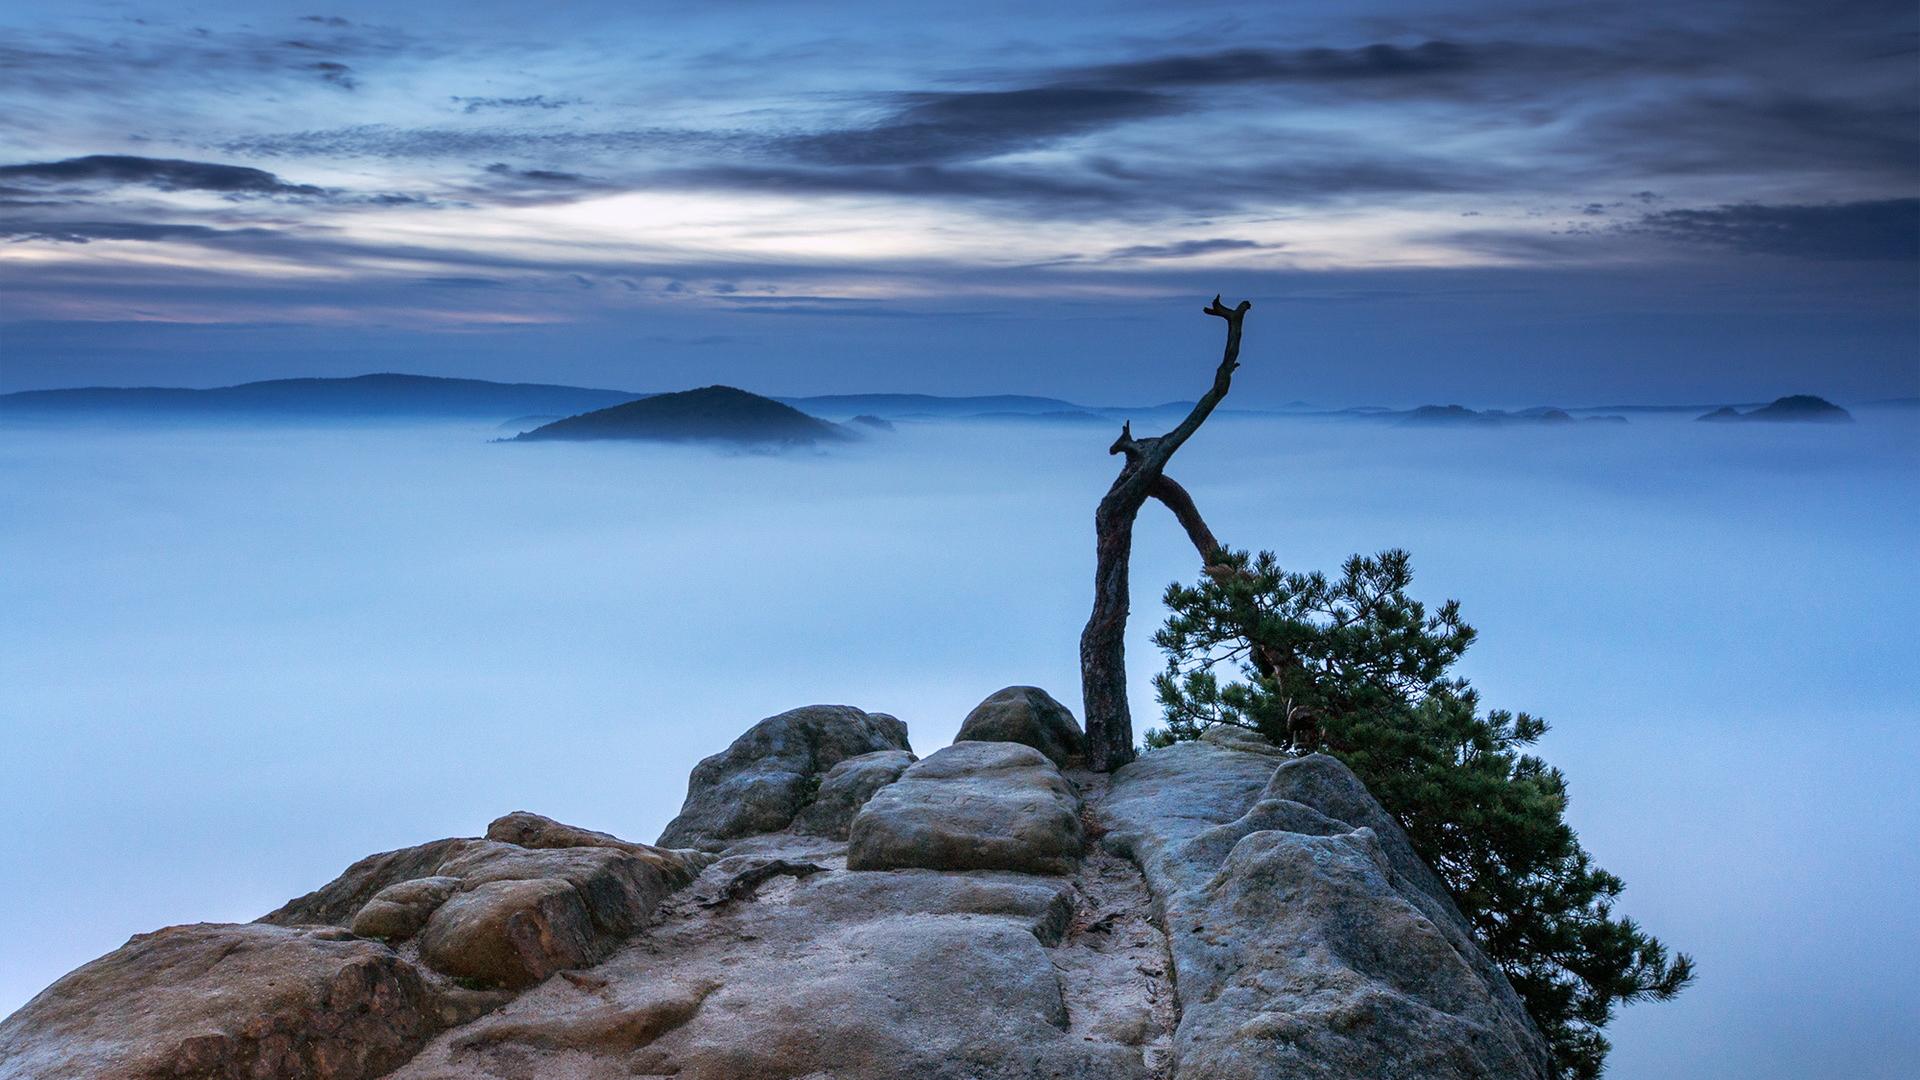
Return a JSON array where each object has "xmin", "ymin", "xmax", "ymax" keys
[{"xmin": 0, "ymin": 693, "xmax": 1552, "ymax": 1079}]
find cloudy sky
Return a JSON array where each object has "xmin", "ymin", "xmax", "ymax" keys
[{"xmin": 0, "ymin": 0, "xmax": 1914, "ymax": 404}]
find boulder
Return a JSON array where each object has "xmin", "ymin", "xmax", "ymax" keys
[
  {"xmin": 486, "ymin": 810, "xmax": 714, "ymax": 879},
  {"xmin": 262, "ymin": 818, "xmax": 705, "ymax": 988},
  {"xmin": 418, "ymin": 879, "xmax": 596, "ymax": 989},
  {"xmin": 657, "ymin": 705, "xmax": 913, "ymax": 851},
  {"xmin": 349, "ymin": 875, "xmax": 461, "ymax": 942},
  {"xmin": 1105, "ymin": 745, "xmax": 1552, "ymax": 1080},
  {"xmin": 954, "ymin": 685, "xmax": 1086, "ymax": 766},
  {"xmin": 262, "ymin": 837, "xmax": 473, "ymax": 928},
  {"xmin": 793, "ymin": 748, "xmax": 916, "ymax": 838},
  {"xmin": 0, "ymin": 923, "xmax": 443, "ymax": 1080},
  {"xmin": 847, "ymin": 741, "xmax": 1085, "ymax": 875}
]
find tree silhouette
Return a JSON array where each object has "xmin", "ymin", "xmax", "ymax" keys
[{"xmin": 1079, "ymin": 296, "xmax": 1251, "ymax": 770}]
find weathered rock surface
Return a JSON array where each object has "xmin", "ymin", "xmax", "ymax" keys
[
  {"xmin": 1105, "ymin": 740, "xmax": 1554, "ymax": 1080},
  {"xmin": 0, "ymin": 922, "xmax": 444, "ymax": 1080},
  {"xmin": 4, "ymin": 696, "xmax": 1551, "ymax": 1080},
  {"xmin": 793, "ymin": 747, "xmax": 917, "ymax": 838},
  {"xmin": 848, "ymin": 740, "xmax": 1086, "ymax": 874},
  {"xmin": 0, "ymin": 814, "xmax": 706, "ymax": 1079},
  {"xmin": 264, "ymin": 815, "xmax": 709, "ymax": 992},
  {"xmin": 350, "ymin": 875, "xmax": 462, "ymax": 941},
  {"xmin": 657, "ymin": 704, "xmax": 912, "ymax": 850},
  {"xmin": 955, "ymin": 684, "xmax": 1087, "ymax": 765}
]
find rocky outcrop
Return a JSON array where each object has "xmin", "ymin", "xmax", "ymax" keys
[
  {"xmin": 848, "ymin": 740, "xmax": 1086, "ymax": 875},
  {"xmin": 657, "ymin": 704, "xmax": 911, "ymax": 850},
  {"xmin": 1103, "ymin": 735, "xmax": 1552, "ymax": 1079},
  {"xmin": 793, "ymin": 748, "xmax": 916, "ymax": 838},
  {"xmin": 0, "ymin": 815, "xmax": 707, "ymax": 1080},
  {"xmin": 0, "ymin": 923, "xmax": 447, "ymax": 1080},
  {"xmin": 2, "ymin": 695, "xmax": 1551, "ymax": 1080},
  {"xmin": 954, "ymin": 684, "xmax": 1087, "ymax": 765},
  {"xmin": 262, "ymin": 814, "xmax": 710, "ymax": 991}
]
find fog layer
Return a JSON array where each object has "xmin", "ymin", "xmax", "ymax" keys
[{"xmin": 2, "ymin": 412, "xmax": 1915, "ymax": 1078}]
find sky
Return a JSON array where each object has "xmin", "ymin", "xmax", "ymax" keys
[{"xmin": 0, "ymin": 0, "xmax": 1915, "ymax": 404}]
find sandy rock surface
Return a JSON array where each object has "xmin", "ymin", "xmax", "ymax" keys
[{"xmin": 1, "ymin": 693, "xmax": 1550, "ymax": 1080}]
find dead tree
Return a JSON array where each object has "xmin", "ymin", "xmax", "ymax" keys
[{"xmin": 1079, "ymin": 296, "xmax": 1251, "ymax": 771}]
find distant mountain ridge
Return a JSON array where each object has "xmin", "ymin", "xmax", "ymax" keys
[
  {"xmin": 0, "ymin": 373, "xmax": 642, "ymax": 419},
  {"xmin": 0, "ymin": 373, "xmax": 1873, "ymax": 427}
]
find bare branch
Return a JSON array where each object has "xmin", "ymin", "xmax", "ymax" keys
[
  {"xmin": 1080, "ymin": 296, "xmax": 1255, "ymax": 771},
  {"xmin": 1148, "ymin": 295, "xmax": 1251, "ymax": 466},
  {"xmin": 1150, "ymin": 475, "xmax": 1227, "ymax": 574}
]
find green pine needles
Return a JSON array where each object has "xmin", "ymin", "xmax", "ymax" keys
[{"xmin": 1149, "ymin": 547, "xmax": 1693, "ymax": 1080}]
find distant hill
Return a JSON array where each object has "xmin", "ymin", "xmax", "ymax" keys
[
  {"xmin": 1393, "ymin": 405, "xmax": 1627, "ymax": 427},
  {"xmin": 0, "ymin": 374, "xmax": 642, "ymax": 420},
  {"xmin": 1696, "ymin": 395, "xmax": 1853, "ymax": 423},
  {"xmin": 515, "ymin": 385, "xmax": 850, "ymax": 446}
]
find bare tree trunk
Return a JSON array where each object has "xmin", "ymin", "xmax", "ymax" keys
[{"xmin": 1079, "ymin": 296, "xmax": 1252, "ymax": 771}]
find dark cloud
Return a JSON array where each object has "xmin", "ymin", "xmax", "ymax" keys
[
  {"xmin": 782, "ymin": 87, "xmax": 1174, "ymax": 166},
  {"xmin": 484, "ymin": 163, "xmax": 588, "ymax": 184},
  {"xmin": 1626, "ymin": 199, "xmax": 1920, "ymax": 261},
  {"xmin": 454, "ymin": 95, "xmax": 580, "ymax": 114},
  {"xmin": 0, "ymin": 155, "xmax": 324, "ymax": 196},
  {"xmin": 1068, "ymin": 41, "xmax": 1481, "ymax": 88},
  {"xmin": 309, "ymin": 61, "xmax": 356, "ymax": 89},
  {"xmin": 412, "ymin": 275, "xmax": 505, "ymax": 288},
  {"xmin": 219, "ymin": 125, "xmax": 737, "ymax": 161},
  {"xmin": 661, "ymin": 151, "xmax": 1467, "ymax": 219},
  {"xmin": 1107, "ymin": 238, "xmax": 1271, "ymax": 259},
  {"xmin": 0, "ymin": 17, "xmax": 415, "ymax": 98},
  {"xmin": 1580, "ymin": 92, "xmax": 1920, "ymax": 182},
  {"xmin": 664, "ymin": 162, "xmax": 1124, "ymax": 210}
]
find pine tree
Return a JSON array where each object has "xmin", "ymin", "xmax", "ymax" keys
[{"xmin": 1149, "ymin": 547, "xmax": 1694, "ymax": 1080}]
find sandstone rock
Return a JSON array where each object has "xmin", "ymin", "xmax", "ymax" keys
[
  {"xmin": 9, "ymin": 709, "xmax": 1550, "ymax": 1080},
  {"xmin": 1199, "ymin": 722, "xmax": 1288, "ymax": 757},
  {"xmin": 349, "ymin": 875, "xmax": 461, "ymax": 941},
  {"xmin": 418, "ymin": 878, "xmax": 596, "ymax": 989},
  {"xmin": 262, "ymin": 819, "xmax": 704, "ymax": 988},
  {"xmin": 388, "ymin": 859, "xmax": 1154, "ymax": 1080},
  {"xmin": 262, "ymin": 837, "xmax": 474, "ymax": 928},
  {"xmin": 1105, "ymin": 743, "xmax": 1552, "ymax": 1079},
  {"xmin": 793, "ymin": 748, "xmax": 916, "ymax": 838},
  {"xmin": 954, "ymin": 684, "xmax": 1087, "ymax": 766},
  {"xmin": 847, "ymin": 740, "xmax": 1084, "ymax": 875},
  {"xmin": 794, "ymin": 867, "xmax": 1076, "ymax": 944},
  {"xmin": 487, "ymin": 809, "xmax": 714, "ymax": 879},
  {"xmin": 657, "ymin": 704, "xmax": 913, "ymax": 851},
  {"xmin": 0, "ymin": 922, "xmax": 442, "ymax": 1080}
]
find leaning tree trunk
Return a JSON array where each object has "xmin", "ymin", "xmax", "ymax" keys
[{"xmin": 1079, "ymin": 296, "xmax": 1252, "ymax": 771}]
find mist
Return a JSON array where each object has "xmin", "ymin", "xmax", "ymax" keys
[{"xmin": 2, "ymin": 410, "xmax": 1915, "ymax": 1078}]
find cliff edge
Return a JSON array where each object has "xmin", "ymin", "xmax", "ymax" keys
[{"xmin": 0, "ymin": 688, "xmax": 1550, "ymax": 1079}]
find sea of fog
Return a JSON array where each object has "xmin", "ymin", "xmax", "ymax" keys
[{"xmin": 2, "ymin": 410, "xmax": 1915, "ymax": 1077}]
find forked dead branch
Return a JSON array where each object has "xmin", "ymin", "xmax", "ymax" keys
[{"xmin": 1078, "ymin": 295, "xmax": 1252, "ymax": 772}]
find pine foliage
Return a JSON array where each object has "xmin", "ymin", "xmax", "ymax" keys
[{"xmin": 1150, "ymin": 548, "xmax": 1693, "ymax": 1079}]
